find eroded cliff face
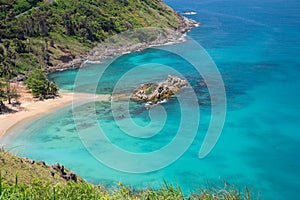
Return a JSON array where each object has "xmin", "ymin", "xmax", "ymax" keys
[{"xmin": 131, "ymin": 75, "xmax": 187, "ymax": 103}]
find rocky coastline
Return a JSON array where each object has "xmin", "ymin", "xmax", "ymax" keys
[
  {"xmin": 131, "ymin": 75, "xmax": 187, "ymax": 104},
  {"xmin": 49, "ymin": 16, "xmax": 199, "ymax": 73}
]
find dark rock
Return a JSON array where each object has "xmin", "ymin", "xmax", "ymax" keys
[
  {"xmin": 25, "ymin": 158, "xmax": 35, "ymax": 164},
  {"xmin": 50, "ymin": 171, "xmax": 55, "ymax": 177},
  {"xmin": 61, "ymin": 173, "xmax": 77, "ymax": 182},
  {"xmin": 58, "ymin": 55, "xmax": 73, "ymax": 63},
  {"xmin": 10, "ymin": 75, "xmax": 27, "ymax": 83},
  {"xmin": 37, "ymin": 161, "xmax": 46, "ymax": 166},
  {"xmin": 61, "ymin": 165, "xmax": 66, "ymax": 175},
  {"xmin": 51, "ymin": 163, "xmax": 77, "ymax": 182},
  {"xmin": 51, "ymin": 163, "xmax": 62, "ymax": 171}
]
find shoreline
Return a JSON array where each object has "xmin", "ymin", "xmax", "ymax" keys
[
  {"xmin": 1, "ymin": 17, "xmax": 199, "ymax": 140},
  {"xmin": 48, "ymin": 17, "xmax": 200, "ymax": 73},
  {"xmin": 0, "ymin": 93, "xmax": 74, "ymax": 139},
  {"xmin": 0, "ymin": 92, "xmax": 111, "ymax": 139}
]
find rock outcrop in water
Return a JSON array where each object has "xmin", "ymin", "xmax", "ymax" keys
[{"xmin": 131, "ymin": 75, "xmax": 187, "ymax": 103}]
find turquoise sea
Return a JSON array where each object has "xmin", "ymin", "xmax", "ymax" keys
[{"xmin": 1, "ymin": 0, "xmax": 300, "ymax": 199}]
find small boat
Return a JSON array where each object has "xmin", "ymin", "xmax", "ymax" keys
[{"xmin": 182, "ymin": 11, "xmax": 197, "ymax": 15}]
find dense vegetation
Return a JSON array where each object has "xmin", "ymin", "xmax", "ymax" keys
[
  {"xmin": 0, "ymin": 0, "xmax": 182, "ymax": 102},
  {"xmin": 25, "ymin": 68, "xmax": 58, "ymax": 98},
  {"xmin": 0, "ymin": 0, "xmax": 181, "ymax": 74},
  {"xmin": 0, "ymin": 151, "xmax": 253, "ymax": 200}
]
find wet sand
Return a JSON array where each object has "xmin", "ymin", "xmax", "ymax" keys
[{"xmin": 0, "ymin": 92, "xmax": 111, "ymax": 139}]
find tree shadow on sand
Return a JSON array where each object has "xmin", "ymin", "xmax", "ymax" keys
[{"xmin": 0, "ymin": 102, "xmax": 22, "ymax": 115}]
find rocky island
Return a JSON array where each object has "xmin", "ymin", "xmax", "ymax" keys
[{"xmin": 131, "ymin": 75, "xmax": 187, "ymax": 104}]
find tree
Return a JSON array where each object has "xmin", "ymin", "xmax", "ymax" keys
[
  {"xmin": 0, "ymin": 81, "xmax": 5, "ymax": 112},
  {"xmin": 0, "ymin": 51, "xmax": 17, "ymax": 104},
  {"xmin": 0, "ymin": 58, "xmax": 15, "ymax": 104},
  {"xmin": 7, "ymin": 85, "xmax": 20, "ymax": 105},
  {"xmin": 25, "ymin": 69, "xmax": 58, "ymax": 99},
  {"xmin": 25, "ymin": 69, "xmax": 48, "ymax": 98},
  {"xmin": 47, "ymin": 81, "xmax": 59, "ymax": 96}
]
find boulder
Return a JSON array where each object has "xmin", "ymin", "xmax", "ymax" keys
[
  {"xmin": 61, "ymin": 173, "xmax": 77, "ymax": 182},
  {"xmin": 51, "ymin": 163, "xmax": 77, "ymax": 182},
  {"xmin": 131, "ymin": 75, "xmax": 187, "ymax": 103}
]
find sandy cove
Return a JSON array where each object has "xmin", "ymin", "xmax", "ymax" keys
[
  {"xmin": 0, "ymin": 16, "xmax": 200, "ymax": 140},
  {"xmin": 0, "ymin": 92, "xmax": 111, "ymax": 139}
]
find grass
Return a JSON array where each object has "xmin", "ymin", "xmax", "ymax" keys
[
  {"xmin": 145, "ymin": 84, "xmax": 157, "ymax": 95},
  {"xmin": 0, "ymin": 150, "xmax": 256, "ymax": 200},
  {"xmin": 0, "ymin": 150, "xmax": 75, "ymax": 186},
  {"xmin": 0, "ymin": 178, "xmax": 254, "ymax": 200}
]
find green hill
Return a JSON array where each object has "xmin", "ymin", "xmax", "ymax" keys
[{"xmin": 0, "ymin": 0, "xmax": 183, "ymax": 76}]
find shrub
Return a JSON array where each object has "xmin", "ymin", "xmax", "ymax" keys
[{"xmin": 25, "ymin": 69, "xmax": 58, "ymax": 99}]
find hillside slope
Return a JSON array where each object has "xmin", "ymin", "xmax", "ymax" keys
[
  {"xmin": 0, "ymin": 149, "xmax": 89, "ymax": 186},
  {"xmin": 0, "ymin": 151, "xmax": 253, "ymax": 199},
  {"xmin": 0, "ymin": 0, "xmax": 183, "ymax": 76}
]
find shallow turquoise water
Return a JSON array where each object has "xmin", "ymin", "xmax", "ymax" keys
[{"xmin": 2, "ymin": 0, "xmax": 300, "ymax": 199}]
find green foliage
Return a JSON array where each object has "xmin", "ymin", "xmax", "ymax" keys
[
  {"xmin": 0, "ymin": 179, "xmax": 254, "ymax": 200},
  {"xmin": 0, "ymin": 0, "xmax": 181, "ymax": 98},
  {"xmin": 0, "ymin": 151, "xmax": 255, "ymax": 200},
  {"xmin": 0, "ymin": 0, "xmax": 181, "ymax": 77},
  {"xmin": 0, "ymin": 59, "xmax": 19, "ymax": 105},
  {"xmin": 11, "ymin": 0, "xmax": 43, "ymax": 16},
  {"xmin": 145, "ymin": 84, "xmax": 157, "ymax": 95},
  {"xmin": 25, "ymin": 69, "xmax": 58, "ymax": 98},
  {"xmin": 0, "ymin": 81, "xmax": 6, "ymax": 109}
]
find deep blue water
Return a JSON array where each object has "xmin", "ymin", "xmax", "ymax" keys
[{"xmin": 2, "ymin": 0, "xmax": 300, "ymax": 199}]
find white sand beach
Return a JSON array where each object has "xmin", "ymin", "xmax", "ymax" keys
[{"xmin": 0, "ymin": 85, "xmax": 111, "ymax": 139}]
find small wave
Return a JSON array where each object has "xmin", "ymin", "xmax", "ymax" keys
[{"xmin": 144, "ymin": 99, "xmax": 168, "ymax": 109}]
